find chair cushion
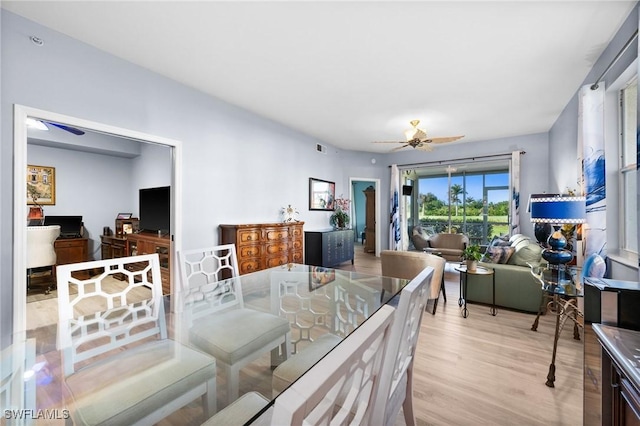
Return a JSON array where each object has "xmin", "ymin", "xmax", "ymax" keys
[
  {"xmin": 202, "ymin": 391, "xmax": 269, "ymax": 426},
  {"xmin": 65, "ymin": 339, "xmax": 216, "ymax": 426},
  {"xmin": 190, "ymin": 308, "xmax": 290, "ymax": 365},
  {"xmin": 272, "ymin": 333, "xmax": 342, "ymax": 396}
]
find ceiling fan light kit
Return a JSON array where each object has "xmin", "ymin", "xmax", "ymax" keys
[{"xmin": 373, "ymin": 119, "xmax": 464, "ymax": 152}]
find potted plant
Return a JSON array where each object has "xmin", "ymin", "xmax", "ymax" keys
[
  {"xmin": 462, "ymin": 244, "xmax": 482, "ymax": 272},
  {"xmin": 330, "ymin": 196, "xmax": 351, "ymax": 229}
]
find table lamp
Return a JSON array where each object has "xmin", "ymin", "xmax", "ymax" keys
[{"xmin": 529, "ymin": 194, "xmax": 586, "ymax": 287}]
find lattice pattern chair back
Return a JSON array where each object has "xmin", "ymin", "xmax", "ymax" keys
[
  {"xmin": 373, "ymin": 265, "xmax": 434, "ymax": 426},
  {"xmin": 178, "ymin": 244, "xmax": 243, "ymax": 317},
  {"xmin": 272, "ymin": 304, "xmax": 395, "ymax": 425},
  {"xmin": 56, "ymin": 254, "xmax": 165, "ymax": 376}
]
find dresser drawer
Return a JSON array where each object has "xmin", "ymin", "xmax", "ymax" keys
[
  {"xmin": 290, "ymin": 226, "xmax": 303, "ymax": 238},
  {"xmin": 291, "ymin": 239, "xmax": 303, "ymax": 251},
  {"xmin": 238, "ymin": 229, "xmax": 261, "ymax": 244},
  {"xmin": 265, "ymin": 255, "xmax": 288, "ymax": 268},
  {"xmin": 266, "ymin": 242, "xmax": 288, "ymax": 255},
  {"xmin": 239, "ymin": 259, "xmax": 262, "ymax": 274},
  {"xmin": 265, "ymin": 228, "xmax": 289, "ymax": 241},
  {"xmin": 238, "ymin": 244, "xmax": 262, "ymax": 258},
  {"xmin": 291, "ymin": 250, "xmax": 304, "ymax": 263}
]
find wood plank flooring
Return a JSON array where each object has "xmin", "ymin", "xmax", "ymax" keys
[
  {"xmin": 25, "ymin": 244, "xmax": 583, "ymax": 425},
  {"xmin": 343, "ymin": 245, "xmax": 583, "ymax": 426}
]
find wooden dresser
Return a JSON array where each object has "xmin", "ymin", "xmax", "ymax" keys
[{"xmin": 219, "ymin": 222, "xmax": 304, "ymax": 275}]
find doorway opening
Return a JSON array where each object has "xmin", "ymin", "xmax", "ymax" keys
[
  {"xmin": 350, "ymin": 178, "xmax": 380, "ymax": 256},
  {"xmin": 13, "ymin": 105, "xmax": 183, "ymax": 338}
]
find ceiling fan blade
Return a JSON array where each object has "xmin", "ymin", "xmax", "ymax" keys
[
  {"xmin": 391, "ymin": 144, "xmax": 411, "ymax": 151},
  {"xmin": 424, "ymin": 135, "xmax": 464, "ymax": 144},
  {"xmin": 372, "ymin": 141, "xmax": 405, "ymax": 144},
  {"xmin": 45, "ymin": 121, "xmax": 85, "ymax": 135}
]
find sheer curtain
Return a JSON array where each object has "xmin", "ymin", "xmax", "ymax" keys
[
  {"xmin": 390, "ymin": 164, "xmax": 401, "ymax": 250},
  {"xmin": 510, "ymin": 150, "xmax": 521, "ymax": 235},
  {"xmin": 578, "ymin": 83, "xmax": 607, "ymax": 259}
]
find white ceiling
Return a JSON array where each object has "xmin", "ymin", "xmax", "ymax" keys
[{"xmin": 4, "ymin": 1, "xmax": 637, "ymax": 154}]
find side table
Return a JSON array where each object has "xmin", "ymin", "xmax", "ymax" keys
[
  {"xmin": 530, "ymin": 283, "xmax": 583, "ymax": 387},
  {"xmin": 455, "ymin": 264, "xmax": 497, "ymax": 318}
]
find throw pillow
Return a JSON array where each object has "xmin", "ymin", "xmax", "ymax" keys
[
  {"xmin": 507, "ymin": 242, "xmax": 543, "ymax": 267},
  {"xmin": 490, "ymin": 235, "xmax": 510, "ymax": 247},
  {"xmin": 483, "ymin": 246, "xmax": 515, "ymax": 264}
]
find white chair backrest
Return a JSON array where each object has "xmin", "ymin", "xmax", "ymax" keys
[
  {"xmin": 373, "ymin": 265, "xmax": 434, "ymax": 423},
  {"xmin": 177, "ymin": 244, "xmax": 243, "ymax": 317},
  {"xmin": 26, "ymin": 225, "xmax": 60, "ymax": 269},
  {"xmin": 272, "ymin": 304, "xmax": 395, "ymax": 425},
  {"xmin": 56, "ymin": 254, "xmax": 165, "ymax": 376}
]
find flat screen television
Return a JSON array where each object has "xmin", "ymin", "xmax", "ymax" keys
[
  {"xmin": 43, "ymin": 215, "xmax": 83, "ymax": 238},
  {"xmin": 139, "ymin": 186, "xmax": 170, "ymax": 234}
]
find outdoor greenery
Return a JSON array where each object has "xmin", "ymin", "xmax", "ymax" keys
[{"xmin": 416, "ymin": 189, "xmax": 509, "ymax": 244}]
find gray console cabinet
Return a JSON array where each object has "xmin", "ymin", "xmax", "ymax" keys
[{"xmin": 304, "ymin": 229, "xmax": 354, "ymax": 267}]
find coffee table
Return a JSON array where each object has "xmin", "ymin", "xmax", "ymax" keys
[{"xmin": 455, "ymin": 264, "xmax": 497, "ymax": 318}]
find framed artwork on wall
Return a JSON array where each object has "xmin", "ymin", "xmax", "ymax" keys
[
  {"xmin": 309, "ymin": 177, "xmax": 335, "ymax": 211},
  {"xmin": 27, "ymin": 165, "xmax": 56, "ymax": 205}
]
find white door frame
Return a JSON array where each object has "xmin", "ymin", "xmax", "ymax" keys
[
  {"xmin": 349, "ymin": 177, "xmax": 381, "ymax": 256},
  {"xmin": 13, "ymin": 105, "xmax": 183, "ymax": 338}
]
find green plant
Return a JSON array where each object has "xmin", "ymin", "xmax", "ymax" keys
[
  {"xmin": 329, "ymin": 209, "xmax": 350, "ymax": 229},
  {"xmin": 462, "ymin": 244, "xmax": 482, "ymax": 261}
]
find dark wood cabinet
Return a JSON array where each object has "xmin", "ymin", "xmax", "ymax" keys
[
  {"xmin": 100, "ymin": 235, "xmax": 128, "ymax": 259},
  {"xmin": 54, "ymin": 237, "xmax": 90, "ymax": 279},
  {"xmin": 304, "ymin": 229, "xmax": 354, "ymax": 267},
  {"xmin": 126, "ymin": 233, "xmax": 172, "ymax": 295},
  {"xmin": 364, "ymin": 186, "xmax": 375, "ymax": 253},
  {"xmin": 219, "ymin": 222, "xmax": 304, "ymax": 275},
  {"xmin": 100, "ymin": 233, "xmax": 171, "ymax": 294}
]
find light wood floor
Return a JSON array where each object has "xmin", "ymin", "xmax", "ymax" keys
[
  {"xmin": 25, "ymin": 244, "xmax": 583, "ymax": 425},
  {"xmin": 344, "ymin": 245, "xmax": 583, "ymax": 426}
]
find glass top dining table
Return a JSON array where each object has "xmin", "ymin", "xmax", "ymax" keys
[{"xmin": 9, "ymin": 263, "xmax": 409, "ymax": 425}]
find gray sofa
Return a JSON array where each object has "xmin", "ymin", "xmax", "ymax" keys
[{"xmin": 465, "ymin": 235, "xmax": 544, "ymax": 313}]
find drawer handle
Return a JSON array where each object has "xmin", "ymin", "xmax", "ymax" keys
[{"xmin": 247, "ymin": 236, "xmax": 252, "ymax": 241}]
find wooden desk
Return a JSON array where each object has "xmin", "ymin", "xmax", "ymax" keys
[{"xmin": 54, "ymin": 237, "xmax": 89, "ymax": 279}]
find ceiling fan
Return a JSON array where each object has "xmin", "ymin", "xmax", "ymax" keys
[
  {"xmin": 26, "ymin": 118, "xmax": 85, "ymax": 135},
  {"xmin": 373, "ymin": 120, "xmax": 463, "ymax": 151}
]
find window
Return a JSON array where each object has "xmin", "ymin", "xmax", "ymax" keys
[
  {"xmin": 413, "ymin": 161, "xmax": 510, "ymax": 245},
  {"xmin": 620, "ymin": 76, "xmax": 637, "ymax": 253}
]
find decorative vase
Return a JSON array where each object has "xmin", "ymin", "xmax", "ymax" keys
[{"xmin": 466, "ymin": 259, "xmax": 477, "ymax": 272}]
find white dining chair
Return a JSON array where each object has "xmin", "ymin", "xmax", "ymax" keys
[
  {"xmin": 207, "ymin": 304, "xmax": 395, "ymax": 424},
  {"xmin": 178, "ymin": 244, "xmax": 292, "ymax": 407},
  {"xmin": 373, "ymin": 265, "xmax": 434, "ymax": 426},
  {"xmin": 56, "ymin": 254, "xmax": 217, "ymax": 425},
  {"xmin": 271, "ymin": 303, "xmax": 396, "ymax": 425}
]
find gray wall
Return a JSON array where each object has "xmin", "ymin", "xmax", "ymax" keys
[{"xmin": 2, "ymin": 5, "xmax": 639, "ymax": 343}]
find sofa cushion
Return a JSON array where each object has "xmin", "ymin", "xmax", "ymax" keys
[
  {"xmin": 482, "ymin": 246, "xmax": 515, "ymax": 264},
  {"xmin": 507, "ymin": 242, "xmax": 543, "ymax": 267}
]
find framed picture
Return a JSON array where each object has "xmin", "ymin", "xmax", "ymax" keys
[
  {"xmin": 309, "ymin": 178, "xmax": 335, "ymax": 211},
  {"xmin": 309, "ymin": 266, "xmax": 336, "ymax": 291},
  {"xmin": 27, "ymin": 165, "xmax": 56, "ymax": 205},
  {"xmin": 117, "ymin": 213, "xmax": 133, "ymax": 219},
  {"xmin": 122, "ymin": 223, "xmax": 134, "ymax": 234}
]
